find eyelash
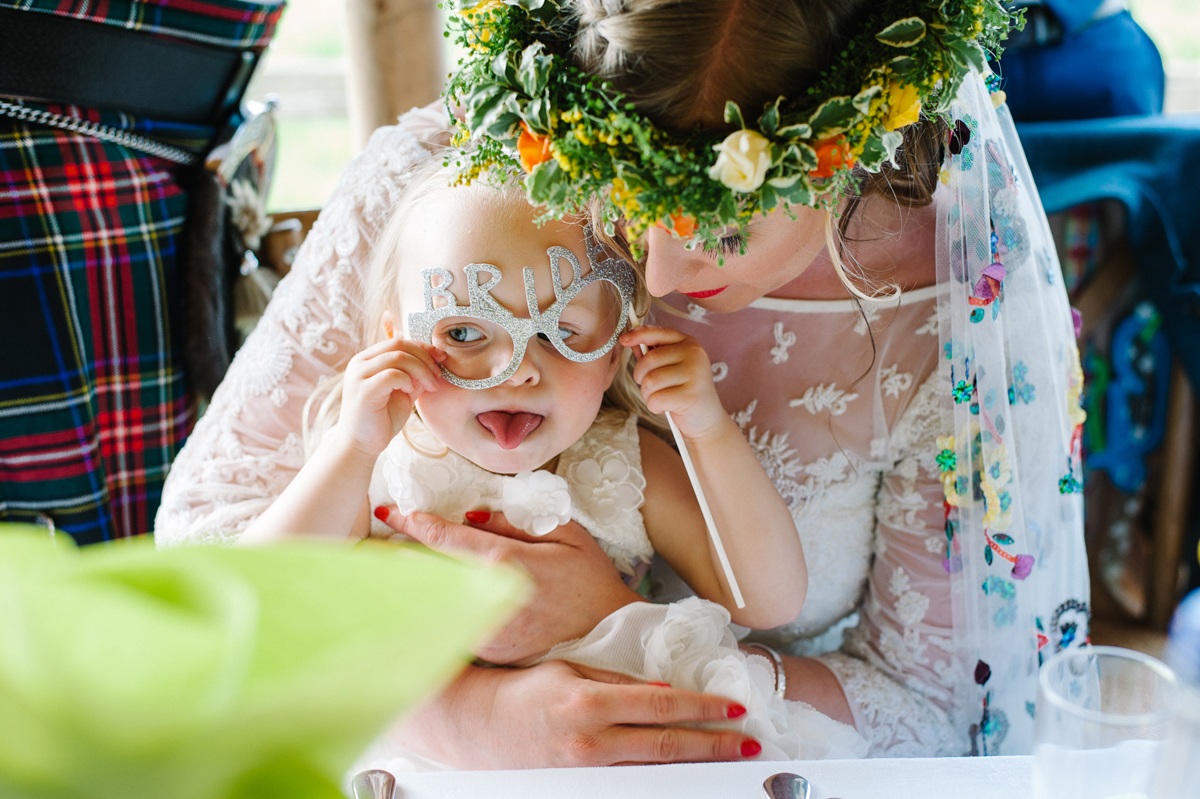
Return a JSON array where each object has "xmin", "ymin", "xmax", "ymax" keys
[{"xmin": 702, "ymin": 233, "xmax": 747, "ymax": 261}]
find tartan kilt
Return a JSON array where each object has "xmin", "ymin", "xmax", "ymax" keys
[{"xmin": 0, "ymin": 119, "xmax": 194, "ymax": 544}]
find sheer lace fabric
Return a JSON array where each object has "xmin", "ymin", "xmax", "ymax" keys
[
  {"xmin": 659, "ymin": 291, "xmax": 964, "ymax": 756},
  {"xmin": 154, "ymin": 108, "xmax": 447, "ymax": 547}
]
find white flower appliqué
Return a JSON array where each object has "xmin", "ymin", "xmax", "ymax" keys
[
  {"xmin": 789, "ymin": 383, "xmax": 859, "ymax": 416},
  {"xmin": 915, "ymin": 309, "xmax": 939, "ymax": 336},
  {"xmin": 685, "ymin": 302, "xmax": 709, "ymax": 322},
  {"xmin": 853, "ymin": 304, "xmax": 882, "ymax": 336},
  {"xmin": 567, "ymin": 448, "xmax": 645, "ymax": 524},
  {"xmin": 770, "ymin": 322, "xmax": 797, "ymax": 364},
  {"xmin": 502, "ymin": 470, "xmax": 573, "ymax": 536},
  {"xmin": 880, "ymin": 363, "xmax": 914, "ymax": 398},
  {"xmin": 711, "ymin": 362, "xmax": 729, "ymax": 383}
]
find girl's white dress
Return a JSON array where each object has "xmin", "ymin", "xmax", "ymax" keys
[{"xmin": 355, "ymin": 411, "xmax": 867, "ymax": 769}]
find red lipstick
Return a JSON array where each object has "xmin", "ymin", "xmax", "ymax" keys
[{"xmin": 682, "ymin": 286, "xmax": 728, "ymax": 299}]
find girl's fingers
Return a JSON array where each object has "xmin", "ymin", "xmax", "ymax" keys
[
  {"xmin": 637, "ymin": 362, "xmax": 696, "ymax": 400},
  {"xmin": 620, "ymin": 325, "xmax": 687, "ymax": 349},
  {"xmin": 643, "ymin": 384, "xmax": 702, "ymax": 416},
  {"xmin": 363, "ymin": 368, "xmax": 420, "ymax": 401},
  {"xmin": 630, "ymin": 345, "xmax": 689, "ymax": 385},
  {"xmin": 358, "ymin": 351, "xmax": 442, "ymax": 394}
]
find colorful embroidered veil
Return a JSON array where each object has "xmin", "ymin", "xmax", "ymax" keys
[{"xmin": 936, "ymin": 68, "xmax": 1089, "ymax": 754}]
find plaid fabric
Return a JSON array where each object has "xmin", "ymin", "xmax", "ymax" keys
[
  {"xmin": 0, "ymin": 115, "xmax": 195, "ymax": 544},
  {"xmin": 0, "ymin": 0, "xmax": 284, "ymax": 49}
]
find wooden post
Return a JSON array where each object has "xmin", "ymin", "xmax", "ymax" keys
[
  {"xmin": 1148, "ymin": 363, "xmax": 1197, "ymax": 629},
  {"xmin": 345, "ymin": 0, "xmax": 445, "ymax": 151}
]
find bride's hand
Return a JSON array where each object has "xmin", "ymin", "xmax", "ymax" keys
[
  {"xmin": 375, "ymin": 507, "xmax": 640, "ymax": 664},
  {"xmin": 392, "ymin": 660, "xmax": 760, "ymax": 768}
]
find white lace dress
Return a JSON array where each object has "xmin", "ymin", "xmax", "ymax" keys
[
  {"xmin": 360, "ymin": 411, "xmax": 867, "ymax": 768},
  {"xmin": 155, "ymin": 108, "xmax": 967, "ymax": 757}
]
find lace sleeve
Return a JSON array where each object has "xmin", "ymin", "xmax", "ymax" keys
[
  {"xmin": 818, "ymin": 374, "xmax": 969, "ymax": 757},
  {"xmin": 154, "ymin": 109, "xmax": 448, "ymax": 547}
]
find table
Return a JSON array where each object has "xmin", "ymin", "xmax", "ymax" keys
[{"xmin": 392, "ymin": 756, "xmax": 1032, "ymax": 799}]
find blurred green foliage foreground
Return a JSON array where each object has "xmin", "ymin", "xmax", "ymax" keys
[{"xmin": 0, "ymin": 526, "xmax": 528, "ymax": 799}]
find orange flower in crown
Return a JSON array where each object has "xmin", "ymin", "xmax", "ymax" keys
[{"xmin": 518, "ymin": 123, "xmax": 552, "ymax": 173}]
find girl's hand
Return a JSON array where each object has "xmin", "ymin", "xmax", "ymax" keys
[
  {"xmin": 339, "ymin": 337, "xmax": 444, "ymax": 457},
  {"xmin": 620, "ymin": 326, "xmax": 728, "ymax": 441}
]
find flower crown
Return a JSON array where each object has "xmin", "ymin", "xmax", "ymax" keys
[{"xmin": 445, "ymin": 0, "xmax": 1018, "ymax": 252}]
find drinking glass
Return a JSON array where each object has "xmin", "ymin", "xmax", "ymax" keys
[{"xmin": 1034, "ymin": 645, "xmax": 1178, "ymax": 799}]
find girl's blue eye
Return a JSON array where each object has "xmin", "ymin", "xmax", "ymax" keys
[
  {"xmin": 536, "ymin": 328, "xmax": 576, "ymax": 343},
  {"xmin": 447, "ymin": 326, "xmax": 484, "ymax": 343}
]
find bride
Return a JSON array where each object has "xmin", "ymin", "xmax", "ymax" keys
[{"xmin": 156, "ymin": 0, "xmax": 1090, "ymax": 763}]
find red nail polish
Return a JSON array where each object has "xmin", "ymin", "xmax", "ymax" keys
[
  {"xmin": 726, "ymin": 702, "xmax": 747, "ymax": 719},
  {"xmin": 647, "ymin": 681, "xmax": 671, "ymax": 687},
  {"xmin": 464, "ymin": 510, "xmax": 491, "ymax": 524},
  {"xmin": 740, "ymin": 739, "xmax": 761, "ymax": 758},
  {"xmin": 373, "ymin": 506, "xmax": 389, "ymax": 521}
]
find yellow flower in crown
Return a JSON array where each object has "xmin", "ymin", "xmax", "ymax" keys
[
  {"xmin": 462, "ymin": 0, "xmax": 504, "ymax": 13},
  {"xmin": 709, "ymin": 129, "xmax": 772, "ymax": 193},
  {"xmin": 884, "ymin": 81, "xmax": 922, "ymax": 132}
]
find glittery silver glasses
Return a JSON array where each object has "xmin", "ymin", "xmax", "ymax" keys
[{"xmin": 406, "ymin": 227, "xmax": 636, "ymax": 389}]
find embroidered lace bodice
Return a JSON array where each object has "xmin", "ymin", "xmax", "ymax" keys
[{"xmin": 156, "ymin": 110, "xmax": 965, "ymax": 758}]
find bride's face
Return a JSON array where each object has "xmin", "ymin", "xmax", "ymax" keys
[
  {"xmin": 643, "ymin": 204, "xmax": 827, "ymax": 312},
  {"xmin": 396, "ymin": 189, "xmax": 622, "ymax": 475}
]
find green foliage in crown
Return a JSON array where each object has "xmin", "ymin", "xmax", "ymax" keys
[{"xmin": 445, "ymin": 0, "xmax": 1018, "ymax": 252}]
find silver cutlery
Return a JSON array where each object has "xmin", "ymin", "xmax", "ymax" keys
[
  {"xmin": 763, "ymin": 772, "xmax": 811, "ymax": 799},
  {"xmin": 351, "ymin": 769, "xmax": 396, "ymax": 799}
]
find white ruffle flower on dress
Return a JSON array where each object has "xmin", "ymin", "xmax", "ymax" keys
[
  {"xmin": 502, "ymin": 471, "xmax": 573, "ymax": 535},
  {"xmin": 566, "ymin": 447, "xmax": 645, "ymax": 525}
]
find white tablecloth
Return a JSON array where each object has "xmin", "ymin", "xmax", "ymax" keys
[{"xmin": 392, "ymin": 756, "xmax": 1032, "ymax": 799}]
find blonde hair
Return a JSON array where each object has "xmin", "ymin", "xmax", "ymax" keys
[
  {"xmin": 571, "ymin": 0, "xmax": 946, "ymax": 301},
  {"xmin": 303, "ymin": 157, "xmax": 667, "ymax": 457}
]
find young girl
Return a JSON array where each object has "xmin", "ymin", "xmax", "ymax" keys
[{"xmin": 242, "ymin": 160, "xmax": 866, "ymax": 764}]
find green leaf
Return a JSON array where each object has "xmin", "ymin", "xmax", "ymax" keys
[
  {"xmin": 724, "ymin": 101, "xmax": 745, "ymax": 129},
  {"xmin": 768, "ymin": 173, "xmax": 801, "ymax": 189},
  {"xmin": 776, "ymin": 122, "xmax": 813, "ymax": 139},
  {"xmin": 984, "ymin": 545, "xmax": 994, "ymax": 566},
  {"xmin": 785, "ymin": 143, "xmax": 819, "ymax": 171},
  {"xmin": 876, "ymin": 16, "xmax": 927, "ymax": 47},
  {"xmin": 852, "ymin": 85, "xmax": 884, "ymax": 114},
  {"xmin": 760, "ymin": 182, "xmax": 779, "ymax": 212},
  {"xmin": 527, "ymin": 95, "xmax": 551, "ymax": 133},
  {"xmin": 889, "ymin": 55, "xmax": 917, "ymax": 73},
  {"xmin": 759, "ymin": 104, "xmax": 780, "ymax": 137},
  {"xmin": 774, "ymin": 175, "xmax": 814, "ymax": 205},
  {"xmin": 484, "ymin": 96, "xmax": 523, "ymax": 144},
  {"xmin": 526, "ymin": 159, "xmax": 568, "ymax": 205},
  {"xmin": 465, "ymin": 85, "xmax": 508, "ymax": 138},
  {"xmin": 947, "ymin": 38, "xmax": 988, "ymax": 73},
  {"xmin": 505, "ymin": 0, "xmax": 546, "ymax": 9},
  {"xmin": 858, "ymin": 136, "xmax": 888, "ymax": 172},
  {"xmin": 993, "ymin": 533, "xmax": 1014, "ymax": 545},
  {"xmin": 490, "ymin": 48, "xmax": 518, "ymax": 87},
  {"xmin": 807, "ymin": 96, "xmax": 857, "ymax": 138},
  {"xmin": 881, "ymin": 129, "xmax": 904, "ymax": 167},
  {"xmin": 518, "ymin": 42, "xmax": 552, "ymax": 97}
]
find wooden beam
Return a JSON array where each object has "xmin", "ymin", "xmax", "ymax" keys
[
  {"xmin": 1148, "ymin": 362, "xmax": 1196, "ymax": 629},
  {"xmin": 345, "ymin": 0, "xmax": 444, "ymax": 151}
]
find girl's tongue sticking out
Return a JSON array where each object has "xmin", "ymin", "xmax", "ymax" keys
[{"xmin": 477, "ymin": 411, "xmax": 544, "ymax": 450}]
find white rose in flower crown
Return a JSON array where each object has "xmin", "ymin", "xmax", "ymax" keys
[{"xmin": 708, "ymin": 129, "xmax": 772, "ymax": 192}]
